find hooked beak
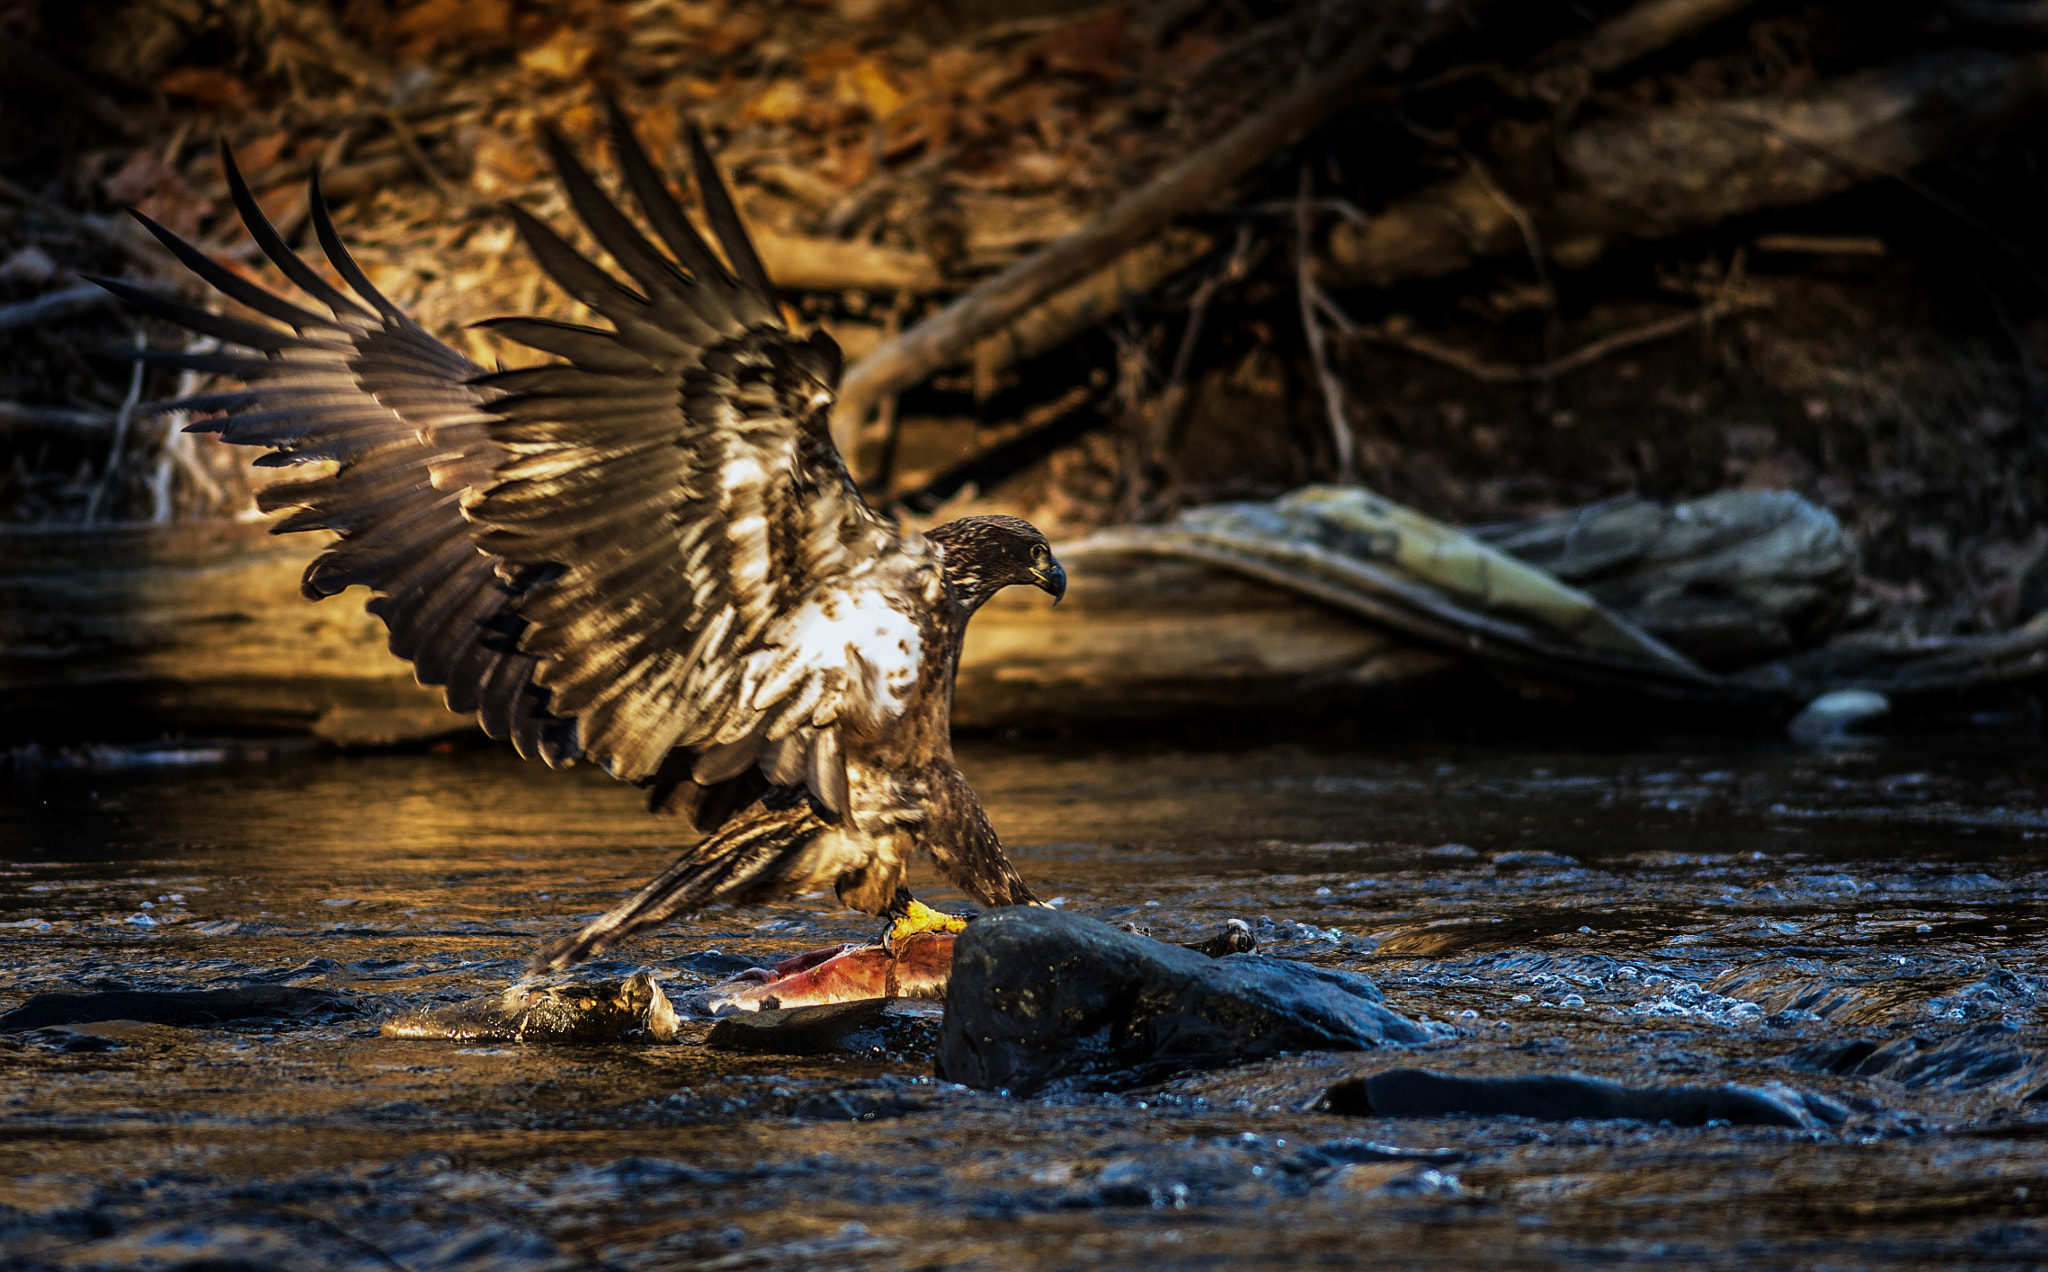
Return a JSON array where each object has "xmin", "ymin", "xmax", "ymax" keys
[{"xmin": 1032, "ymin": 558, "xmax": 1067, "ymax": 605}]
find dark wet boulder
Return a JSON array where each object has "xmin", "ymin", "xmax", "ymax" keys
[
  {"xmin": 937, "ymin": 908, "xmax": 1428, "ymax": 1095},
  {"xmin": 1320, "ymin": 1068, "xmax": 1848, "ymax": 1128},
  {"xmin": 0, "ymin": 985, "xmax": 360, "ymax": 1031}
]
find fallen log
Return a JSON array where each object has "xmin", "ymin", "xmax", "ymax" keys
[
  {"xmin": 0, "ymin": 517, "xmax": 1459, "ymax": 742},
  {"xmin": 1323, "ymin": 49, "xmax": 2048, "ymax": 289},
  {"xmin": 0, "ymin": 487, "xmax": 2018, "ymax": 744}
]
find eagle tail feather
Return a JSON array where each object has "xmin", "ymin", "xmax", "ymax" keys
[{"xmin": 528, "ymin": 798, "xmax": 829, "ymax": 972}]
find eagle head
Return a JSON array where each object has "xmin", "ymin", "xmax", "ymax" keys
[{"xmin": 927, "ymin": 514, "xmax": 1066, "ymax": 612}]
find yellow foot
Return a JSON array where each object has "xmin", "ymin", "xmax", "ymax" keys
[{"xmin": 885, "ymin": 899, "xmax": 968, "ymax": 952}]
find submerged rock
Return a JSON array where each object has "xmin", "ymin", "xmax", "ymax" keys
[
  {"xmin": 382, "ymin": 971, "xmax": 679, "ymax": 1045},
  {"xmin": 1180, "ymin": 919, "xmax": 1257, "ymax": 957},
  {"xmin": 1788, "ymin": 688, "xmax": 1890, "ymax": 744},
  {"xmin": 1790, "ymin": 1022, "xmax": 2048, "ymax": 1099},
  {"xmin": 705, "ymin": 999, "xmax": 890, "ymax": 1054},
  {"xmin": 938, "ymin": 908, "xmax": 1428, "ymax": 1095},
  {"xmin": 1321, "ymin": 1068, "xmax": 1849, "ymax": 1128},
  {"xmin": 0, "ymin": 985, "xmax": 360, "ymax": 1031}
]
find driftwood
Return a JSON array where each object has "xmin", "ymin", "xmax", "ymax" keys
[
  {"xmin": 1472, "ymin": 491, "xmax": 1858, "ymax": 671},
  {"xmin": 828, "ymin": 0, "xmax": 1509, "ymax": 454},
  {"xmin": 1322, "ymin": 49, "xmax": 2048, "ymax": 289}
]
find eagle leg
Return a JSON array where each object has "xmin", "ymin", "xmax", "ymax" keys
[{"xmin": 881, "ymin": 892, "xmax": 968, "ymax": 953}]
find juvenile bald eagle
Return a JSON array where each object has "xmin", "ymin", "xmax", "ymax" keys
[{"xmin": 100, "ymin": 102, "xmax": 1064, "ymax": 971}]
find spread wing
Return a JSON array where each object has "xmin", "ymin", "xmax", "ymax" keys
[
  {"xmin": 467, "ymin": 108, "xmax": 927, "ymax": 811},
  {"xmin": 98, "ymin": 146, "xmax": 579, "ymax": 765},
  {"xmin": 108, "ymin": 104, "xmax": 936, "ymax": 822}
]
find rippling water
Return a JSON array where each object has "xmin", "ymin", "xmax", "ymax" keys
[{"xmin": 4, "ymin": 733, "xmax": 2046, "ymax": 1269}]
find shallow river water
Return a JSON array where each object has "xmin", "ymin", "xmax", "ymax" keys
[{"xmin": 4, "ymin": 732, "xmax": 2048, "ymax": 1270}]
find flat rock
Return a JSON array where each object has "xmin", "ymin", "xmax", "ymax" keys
[
  {"xmin": 18, "ymin": 1021, "xmax": 193, "ymax": 1052},
  {"xmin": 937, "ymin": 908, "xmax": 1428, "ymax": 1095},
  {"xmin": 1321, "ymin": 1068, "xmax": 1848, "ymax": 1128},
  {"xmin": 705, "ymin": 999, "xmax": 890, "ymax": 1054},
  {"xmin": 382, "ymin": 971, "xmax": 679, "ymax": 1045},
  {"xmin": 1790, "ymin": 1022, "xmax": 2048, "ymax": 1099},
  {"xmin": 0, "ymin": 985, "xmax": 360, "ymax": 1031}
]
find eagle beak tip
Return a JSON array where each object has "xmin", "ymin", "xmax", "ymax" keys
[{"xmin": 1035, "ymin": 562, "xmax": 1067, "ymax": 605}]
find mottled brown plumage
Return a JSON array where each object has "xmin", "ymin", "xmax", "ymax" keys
[{"xmin": 102, "ymin": 101, "xmax": 1064, "ymax": 971}]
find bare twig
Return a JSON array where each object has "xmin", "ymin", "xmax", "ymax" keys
[
  {"xmin": 1131, "ymin": 224, "xmax": 1257, "ymax": 518},
  {"xmin": 85, "ymin": 330, "xmax": 147, "ymax": 522},
  {"xmin": 0, "ymin": 401, "xmax": 113, "ymax": 434},
  {"xmin": 1231, "ymin": 197, "xmax": 1370, "ymax": 226},
  {"xmin": 0, "ymin": 284, "xmax": 115, "ymax": 334},
  {"xmin": 155, "ymin": 339, "xmax": 229, "ymax": 520},
  {"xmin": 1149, "ymin": 226, "xmax": 1256, "ymax": 460},
  {"xmin": 1355, "ymin": 291, "xmax": 1772, "ymax": 385},
  {"xmin": 1451, "ymin": 140, "xmax": 1563, "ymax": 407},
  {"xmin": 1296, "ymin": 167, "xmax": 1354, "ymax": 482},
  {"xmin": 381, "ymin": 109, "xmax": 465, "ymax": 206}
]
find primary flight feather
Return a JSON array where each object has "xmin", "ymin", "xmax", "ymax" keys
[{"xmin": 101, "ymin": 101, "xmax": 1066, "ymax": 970}]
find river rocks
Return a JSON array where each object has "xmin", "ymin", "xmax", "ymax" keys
[
  {"xmin": 1788, "ymin": 688, "xmax": 1890, "ymax": 744},
  {"xmin": 0, "ymin": 985, "xmax": 361, "ymax": 1031},
  {"xmin": 1791, "ymin": 1022, "xmax": 2048, "ymax": 1099},
  {"xmin": 937, "ymin": 908, "xmax": 1428, "ymax": 1095},
  {"xmin": 382, "ymin": 971, "xmax": 679, "ymax": 1045},
  {"xmin": 705, "ymin": 999, "xmax": 890, "ymax": 1054},
  {"xmin": 1320, "ymin": 1068, "xmax": 1849, "ymax": 1128}
]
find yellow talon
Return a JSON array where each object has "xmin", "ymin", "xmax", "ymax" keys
[{"xmin": 887, "ymin": 899, "xmax": 968, "ymax": 949}]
